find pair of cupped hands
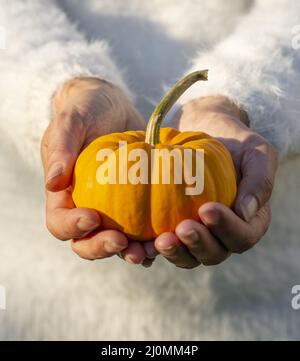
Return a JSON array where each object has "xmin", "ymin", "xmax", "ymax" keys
[{"xmin": 41, "ymin": 77, "xmax": 278, "ymax": 268}]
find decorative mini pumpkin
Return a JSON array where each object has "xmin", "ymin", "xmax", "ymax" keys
[{"xmin": 72, "ymin": 71, "xmax": 237, "ymax": 240}]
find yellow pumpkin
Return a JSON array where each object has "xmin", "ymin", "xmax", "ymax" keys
[{"xmin": 72, "ymin": 71, "xmax": 237, "ymax": 240}]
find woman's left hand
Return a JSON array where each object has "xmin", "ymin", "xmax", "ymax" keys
[{"xmin": 151, "ymin": 96, "xmax": 278, "ymax": 268}]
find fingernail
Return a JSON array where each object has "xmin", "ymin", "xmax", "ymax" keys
[
  {"xmin": 124, "ymin": 255, "xmax": 143, "ymax": 264},
  {"xmin": 46, "ymin": 163, "xmax": 63, "ymax": 183},
  {"xmin": 160, "ymin": 240, "xmax": 175, "ymax": 252},
  {"xmin": 156, "ymin": 235, "xmax": 177, "ymax": 252},
  {"xmin": 199, "ymin": 205, "xmax": 221, "ymax": 225},
  {"xmin": 240, "ymin": 195, "xmax": 258, "ymax": 222},
  {"xmin": 77, "ymin": 218, "xmax": 99, "ymax": 232},
  {"xmin": 177, "ymin": 229, "xmax": 199, "ymax": 242},
  {"xmin": 104, "ymin": 241, "xmax": 124, "ymax": 253},
  {"xmin": 124, "ymin": 256, "xmax": 135, "ymax": 264}
]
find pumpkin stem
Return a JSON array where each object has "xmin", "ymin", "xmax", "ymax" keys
[{"xmin": 145, "ymin": 70, "xmax": 208, "ymax": 145}]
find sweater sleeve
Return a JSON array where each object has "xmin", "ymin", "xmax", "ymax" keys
[
  {"xmin": 177, "ymin": 0, "xmax": 300, "ymax": 159},
  {"xmin": 0, "ymin": 0, "xmax": 131, "ymax": 171}
]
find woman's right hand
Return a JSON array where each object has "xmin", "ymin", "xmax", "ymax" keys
[{"xmin": 41, "ymin": 77, "xmax": 154, "ymax": 264}]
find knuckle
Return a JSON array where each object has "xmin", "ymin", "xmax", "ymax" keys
[
  {"xmin": 261, "ymin": 175, "xmax": 274, "ymax": 200},
  {"xmin": 258, "ymin": 205, "xmax": 271, "ymax": 236}
]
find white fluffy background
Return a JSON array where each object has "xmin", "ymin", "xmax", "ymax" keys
[{"xmin": 0, "ymin": 0, "xmax": 300, "ymax": 340}]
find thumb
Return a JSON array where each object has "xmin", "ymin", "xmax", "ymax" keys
[
  {"xmin": 234, "ymin": 142, "xmax": 278, "ymax": 222},
  {"xmin": 42, "ymin": 114, "xmax": 86, "ymax": 192}
]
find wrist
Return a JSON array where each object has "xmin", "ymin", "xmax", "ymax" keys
[
  {"xmin": 51, "ymin": 77, "xmax": 133, "ymax": 125},
  {"xmin": 173, "ymin": 96, "xmax": 252, "ymax": 144},
  {"xmin": 180, "ymin": 96, "xmax": 249, "ymax": 128}
]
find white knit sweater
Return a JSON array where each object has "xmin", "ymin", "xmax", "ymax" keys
[{"xmin": 0, "ymin": 0, "xmax": 300, "ymax": 340}]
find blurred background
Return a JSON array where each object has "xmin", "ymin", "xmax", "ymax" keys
[{"xmin": 0, "ymin": 0, "xmax": 300, "ymax": 340}]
